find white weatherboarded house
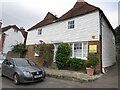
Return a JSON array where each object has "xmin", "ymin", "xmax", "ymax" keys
[
  {"xmin": 26, "ymin": 1, "xmax": 116, "ymax": 73},
  {"xmin": 0, "ymin": 25, "xmax": 27, "ymax": 56}
]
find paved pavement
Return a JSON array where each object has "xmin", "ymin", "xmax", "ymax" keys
[{"xmin": 0, "ymin": 63, "xmax": 118, "ymax": 88}]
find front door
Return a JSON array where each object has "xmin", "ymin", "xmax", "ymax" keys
[{"xmin": 53, "ymin": 43, "xmax": 59, "ymax": 62}]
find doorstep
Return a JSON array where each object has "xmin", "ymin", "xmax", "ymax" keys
[{"xmin": 44, "ymin": 68, "xmax": 102, "ymax": 82}]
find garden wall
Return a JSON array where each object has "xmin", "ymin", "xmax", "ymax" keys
[{"xmin": 26, "ymin": 45, "xmax": 54, "ymax": 66}]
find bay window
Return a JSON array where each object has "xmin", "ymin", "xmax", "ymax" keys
[{"xmin": 71, "ymin": 42, "xmax": 88, "ymax": 60}]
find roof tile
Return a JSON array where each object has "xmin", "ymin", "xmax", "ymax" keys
[
  {"xmin": 28, "ymin": 12, "xmax": 58, "ymax": 31},
  {"xmin": 27, "ymin": 2, "xmax": 99, "ymax": 31}
]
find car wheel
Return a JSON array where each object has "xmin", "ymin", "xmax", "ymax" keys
[{"xmin": 13, "ymin": 74, "xmax": 20, "ymax": 85}]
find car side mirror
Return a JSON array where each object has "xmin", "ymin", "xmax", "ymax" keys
[{"xmin": 10, "ymin": 65, "xmax": 14, "ymax": 68}]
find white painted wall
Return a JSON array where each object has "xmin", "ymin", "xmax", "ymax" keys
[
  {"xmin": 3, "ymin": 28, "xmax": 24, "ymax": 54},
  {"xmin": 0, "ymin": 34, "xmax": 2, "ymax": 53},
  {"xmin": 26, "ymin": 10, "xmax": 100, "ymax": 45},
  {"xmin": 102, "ymin": 18, "xmax": 116, "ymax": 68}
]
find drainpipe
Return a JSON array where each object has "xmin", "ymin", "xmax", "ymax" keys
[
  {"xmin": 0, "ymin": 21, "xmax": 2, "ymax": 54},
  {"xmin": 99, "ymin": 10, "xmax": 103, "ymax": 73}
]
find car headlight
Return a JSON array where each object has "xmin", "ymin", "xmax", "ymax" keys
[{"xmin": 23, "ymin": 71, "xmax": 32, "ymax": 77}]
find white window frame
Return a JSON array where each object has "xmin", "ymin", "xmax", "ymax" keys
[
  {"xmin": 14, "ymin": 29, "xmax": 18, "ymax": 33},
  {"xmin": 71, "ymin": 42, "xmax": 88, "ymax": 60},
  {"xmin": 68, "ymin": 20, "xmax": 74, "ymax": 29},
  {"xmin": 38, "ymin": 29, "xmax": 42, "ymax": 35}
]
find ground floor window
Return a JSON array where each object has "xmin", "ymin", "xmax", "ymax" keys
[
  {"xmin": 71, "ymin": 42, "xmax": 88, "ymax": 60},
  {"xmin": 54, "ymin": 42, "xmax": 88, "ymax": 62}
]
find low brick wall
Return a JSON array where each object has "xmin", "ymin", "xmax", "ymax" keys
[
  {"xmin": 26, "ymin": 45, "xmax": 54, "ymax": 66},
  {"xmin": 6, "ymin": 51, "xmax": 20, "ymax": 58},
  {"xmin": 25, "ymin": 45, "xmax": 43, "ymax": 66}
]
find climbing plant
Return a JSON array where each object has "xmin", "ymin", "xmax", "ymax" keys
[{"xmin": 12, "ymin": 43, "xmax": 27, "ymax": 58}]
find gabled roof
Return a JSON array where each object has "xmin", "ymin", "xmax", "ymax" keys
[
  {"xmin": 27, "ymin": 1, "xmax": 114, "ymax": 34},
  {"xmin": 2, "ymin": 25, "xmax": 19, "ymax": 32},
  {"xmin": 1, "ymin": 25, "xmax": 27, "ymax": 39},
  {"xmin": 27, "ymin": 2, "xmax": 99, "ymax": 31},
  {"xmin": 28, "ymin": 12, "xmax": 58, "ymax": 31},
  {"xmin": 58, "ymin": 2, "xmax": 99, "ymax": 21}
]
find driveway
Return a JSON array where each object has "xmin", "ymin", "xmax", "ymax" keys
[{"xmin": 0, "ymin": 63, "xmax": 118, "ymax": 88}]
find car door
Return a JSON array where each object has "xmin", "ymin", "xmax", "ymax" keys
[
  {"xmin": 6, "ymin": 59, "xmax": 15, "ymax": 79},
  {"xmin": 2, "ymin": 59, "xmax": 9, "ymax": 76},
  {"xmin": 2, "ymin": 59, "xmax": 15, "ymax": 79}
]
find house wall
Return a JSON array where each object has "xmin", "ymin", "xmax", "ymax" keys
[
  {"xmin": 102, "ymin": 18, "xmax": 116, "ymax": 69},
  {"xmin": 0, "ymin": 34, "xmax": 2, "ymax": 53},
  {"xmin": 3, "ymin": 28, "xmax": 24, "ymax": 54},
  {"xmin": 26, "ymin": 10, "xmax": 100, "ymax": 45}
]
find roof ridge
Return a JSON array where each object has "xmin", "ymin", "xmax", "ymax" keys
[
  {"xmin": 44, "ymin": 12, "xmax": 58, "ymax": 20},
  {"xmin": 27, "ymin": 1, "xmax": 99, "ymax": 31},
  {"xmin": 58, "ymin": 1, "xmax": 99, "ymax": 21},
  {"xmin": 28, "ymin": 12, "xmax": 58, "ymax": 31}
]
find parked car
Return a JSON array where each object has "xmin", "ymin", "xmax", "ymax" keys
[{"xmin": 2, "ymin": 58, "xmax": 46, "ymax": 85}]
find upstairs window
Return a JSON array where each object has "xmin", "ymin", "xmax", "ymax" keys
[
  {"xmin": 68, "ymin": 20, "xmax": 74, "ymax": 29},
  {"xmin": 14, "ymin": 29, "xmax": 18, "ymax": 33},
  {"xmin": 38, "ymin": 29, "xmax": 42, "ymax": 35}
]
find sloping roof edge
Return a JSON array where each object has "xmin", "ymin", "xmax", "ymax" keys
[
  {"xmin": 28, "ymin": 12, "xmax": 58, "ymax": 31},
  {"xmin": 99, "ymin": 10, "xmax": 115, "ymax": 36},
  {"xmin": 2, "ymin": 25, "xmax": 28, "ymax": 40}
]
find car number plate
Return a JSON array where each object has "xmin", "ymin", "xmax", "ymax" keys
[{"xmin": 34, "ymin": 75, "xmax": 42, "ymax": 78}]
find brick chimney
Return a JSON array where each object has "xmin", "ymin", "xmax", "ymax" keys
[
  {"xmin": 20, "ymin": 27, "xmax": 25, "ymax": 31},
  {"xmin": 77, "ymin": 0, "xmax": 84, "ymax": 2}
]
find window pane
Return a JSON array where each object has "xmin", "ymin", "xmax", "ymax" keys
[
  {"xmin": 38, "ymin": 29, "xmax": 42, "ymax": 35},
  {"xmin": 83, "ymin": 43, "xmax": 88, "ymax": 58},
  {"xmin": 68, "ymin": 20, "xmax": 74, "ymax": 29},
  {"xmin": 74, "ymin": 42, "xmax": 82, "ymax": 57}
]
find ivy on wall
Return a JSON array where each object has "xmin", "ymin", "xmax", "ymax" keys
[{"xmin": 34, "ymin": 43, "xmax": 54, "ymax": 66}]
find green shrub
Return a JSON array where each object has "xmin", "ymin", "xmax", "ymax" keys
[
  {"xmin": 55, "ymin": 43, "xmax": 86, "ymax": 70},
  {"xmin": 86, "ymin": 55, "xmax": 98, "ymax": 68},
  {"xmin": 55, "ymin": 43, "xmax": 71, "ymax": 69},
  {"xmin": 12, "ymin": 43, "xmax": 27, "ymax": 58},
  {"xmin": 66, "ymin": 58, "xmax": 86, "ymax": 70}
]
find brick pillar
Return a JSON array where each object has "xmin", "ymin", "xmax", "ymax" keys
[
  {"xmin": 26, "ymin": 45, "xmax": 45, "ymax": 66},
  {"xmin": 88, "ymin": 41, "xmax": 101, "ymax": 74}
]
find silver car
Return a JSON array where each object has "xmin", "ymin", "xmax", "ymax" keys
[
  {"xmin": 0, "ymin": 59, "xmax": 4, "ymax": 68},
  {"xmin": 2, "ymin": 58, "xmax": 46, "ymax": 85}
]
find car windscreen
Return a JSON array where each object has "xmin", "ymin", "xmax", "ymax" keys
[{"xmin": 14, "ymin": 59, "xmax": 36, "ymax": 67}]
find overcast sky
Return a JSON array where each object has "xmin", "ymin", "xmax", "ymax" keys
[{"xmin": 0, "ymin": 0, "xmax": 119, "ymax": 30}]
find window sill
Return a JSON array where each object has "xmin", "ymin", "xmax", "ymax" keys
[{"xmin": 70, "ymin": 56, "xmax": 87, "ymax": 60}]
